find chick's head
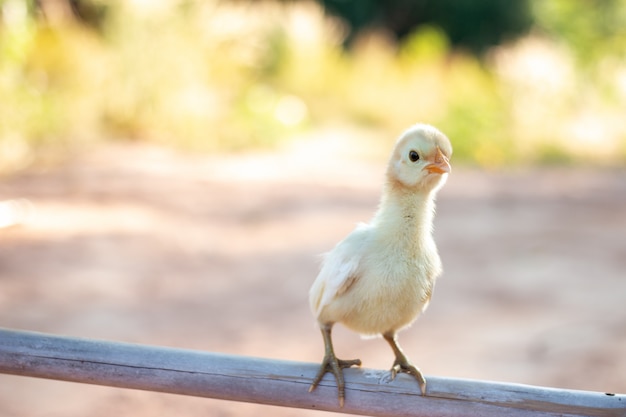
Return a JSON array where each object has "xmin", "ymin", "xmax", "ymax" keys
[{"xmin": 386, "ymin": 124, "xmax": 452, "ymax": 192}]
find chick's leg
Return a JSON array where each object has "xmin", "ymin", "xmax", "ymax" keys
[
  {"xmin": 383, "ymin": 332, "xmax": 426, "ymax": 395},
  {"xmin": 309, "ymin": 324, "xmax": 361, "ymax": 407}
]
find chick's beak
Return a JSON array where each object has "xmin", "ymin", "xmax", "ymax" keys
[{"xmin": 425, "ymin": 147, "xmax": 451, "ymax": 174}]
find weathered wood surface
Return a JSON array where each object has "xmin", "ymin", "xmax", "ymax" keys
[{"xmin": 0, "ymin": 328, "xmax": 623, "ymax": 416}]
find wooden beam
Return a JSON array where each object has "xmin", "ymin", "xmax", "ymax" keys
[{"xmin": 0, "ymin": 328, "xmax": 623, "ymax": 416}]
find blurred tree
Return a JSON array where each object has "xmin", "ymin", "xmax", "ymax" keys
[
  {"xmin": 531, "ymin": 0, "xmax": 626, "ymax": 67},
  {"xmin": 8, "ymin": 0, "xmax": 110, "ymax": 31},
  {"xmin": 316, "ymin": 0, "xmax": 533, "ymax": 54},
  {"xmin": 68, "ymin": 0, "xmax": 109, "ymax": 31}
]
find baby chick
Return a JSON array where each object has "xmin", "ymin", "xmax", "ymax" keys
[{"xmin": 308, "ymin": 124, "xmax": 452, "ymax": 407}]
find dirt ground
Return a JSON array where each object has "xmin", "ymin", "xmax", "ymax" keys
[{"xmin": 1, "ymin": 133, "xmax": 625, "ymax": 417}]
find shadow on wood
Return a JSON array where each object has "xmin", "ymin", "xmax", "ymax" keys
[{"xmin": 0, "ymin": 328, "xmax": 623, "ymax": 416}]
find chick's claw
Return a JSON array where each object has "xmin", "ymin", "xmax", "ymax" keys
[
  {"xmin": 309, "ymin": 355, "xmax": 361, "ymax": 407},
  {"xmin": 390, "ymin": 358, "xmax": 427, "ymax": 395}
]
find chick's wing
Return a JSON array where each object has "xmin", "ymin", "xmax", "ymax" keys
[{"xmin": 309, "ymin": 223, "xmax": 371, "ymax": 318}]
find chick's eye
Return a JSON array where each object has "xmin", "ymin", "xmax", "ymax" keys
[{"xmin": 408, "ymin": 150, "xmax": 420, "ymax": 162}]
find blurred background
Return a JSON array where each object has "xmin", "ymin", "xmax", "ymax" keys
[
  {"xmin": 1, "ymin": 0, "xmax": 626, "ymax": 168},
  {"xmin": 1, "ymin": 0, "xmax": 625, "ymax": 416}
]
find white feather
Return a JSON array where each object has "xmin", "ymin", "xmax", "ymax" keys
[{"xmin": 309, "ymin": 223, "xmax": 370, "ymax": 318}]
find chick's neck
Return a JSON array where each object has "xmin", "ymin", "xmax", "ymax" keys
[{"xmin": 371, "ymin": 182, "xmax": 437, "ymax": 248}]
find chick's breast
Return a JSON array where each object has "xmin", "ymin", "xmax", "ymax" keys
[{"xmin": 319, "ymin": 237, "xmax": 438, "ymax": 336}]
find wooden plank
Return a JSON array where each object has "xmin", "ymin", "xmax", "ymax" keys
[{"xmin": 0, "ymin": 328, "xmax": 623, "ymax": 416}]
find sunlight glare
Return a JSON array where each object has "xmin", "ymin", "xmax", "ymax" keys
[{"xmin": 0, "ymin": 199, "xmax": 34, "ymax": 229}]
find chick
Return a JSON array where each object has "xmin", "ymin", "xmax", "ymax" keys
[{"xmin": 308, "ymin": 124, "xmax": 452, "ymax": 407}]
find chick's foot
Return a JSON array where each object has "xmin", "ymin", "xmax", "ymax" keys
[
  {"xmin": 384, "ymin": 332, "xmax": 427, "ymax": 395},
  {"xmin": 309, "ymin": 354, "xmax": 361, "ymax": 407},
  {"xmin": 309, "ymin": 325, "xmax": 361, "ymax": 407},
  {"xmin": 389, "ymin": 354, "xmax": 426, "ymax": 395}
]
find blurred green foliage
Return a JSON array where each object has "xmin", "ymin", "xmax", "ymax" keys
[
  {"xmin": 1, "ymin": 0, "xmax": 625, "ymax": 174},
  {"xmin": 532, "ymin": 0, "xmax": 626, "ymax": 67}
]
